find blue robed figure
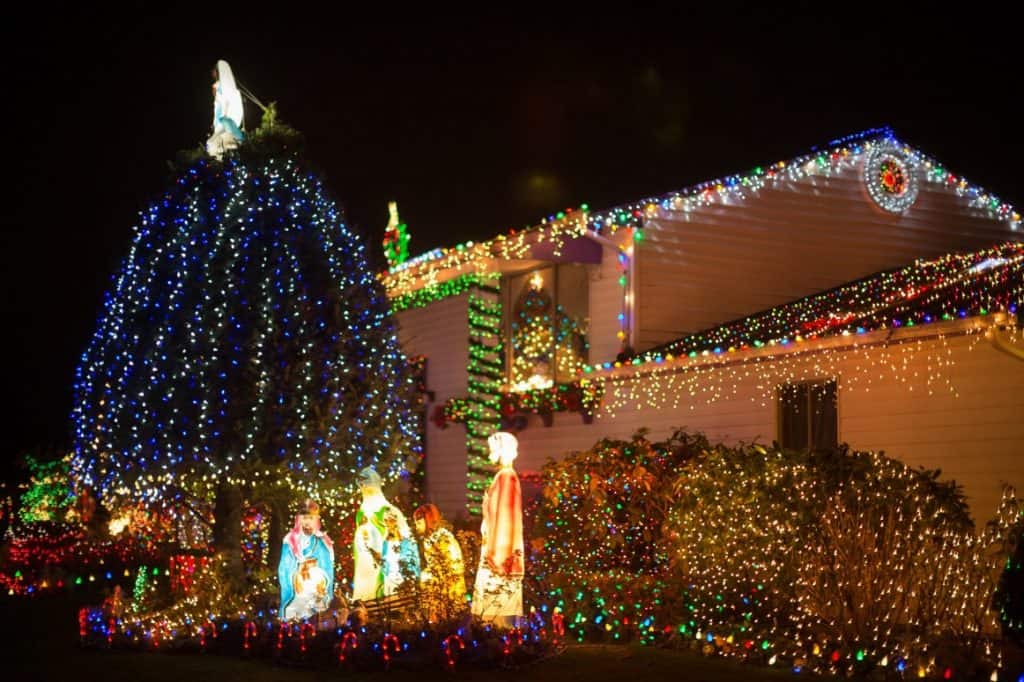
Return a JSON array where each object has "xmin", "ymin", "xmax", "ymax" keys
[{"xmin": 279, "ymin": 500, "xmax": 335, "ymax": 621}]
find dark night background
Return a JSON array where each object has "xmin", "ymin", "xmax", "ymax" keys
[{"xmin": 2, "ymin": 5, "xmax": 1021, "ymax": 481}]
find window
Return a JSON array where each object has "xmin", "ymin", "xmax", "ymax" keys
[
  {"xmin": 504, "ymin": 264, "xmax": 589, "ymax": 391},
  {"xmin": 778, "ymin": 379, "xmax": 838, "ymax": 451}
]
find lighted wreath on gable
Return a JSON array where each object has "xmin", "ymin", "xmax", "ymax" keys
[{"xmin": 863, "ymin": 142, "xmax": 920, "ymax": 213}]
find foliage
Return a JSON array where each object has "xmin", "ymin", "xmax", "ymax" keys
[
  {"xmin": 70, "ymin": 150, "xmax": 421, "ymax": 525},
  {"xmin": 997, "ymin": 523, "xmax": 1024, "ymax": 644},
  {"xmin": 245, "ymin": 101, "xmax": 304, "ymax": 154},
  {"xmin": 18, "ymin": 454, "xmax": 75, "ymax": 524},
  {"xmin": 533, "ymin": 429, "xmax": 708, "ymax": 580},
  {"xmin": 530, "ymin": 429, "xmax": 1022, "ymax": 678}
]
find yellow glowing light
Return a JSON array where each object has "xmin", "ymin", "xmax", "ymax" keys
[
  {"xmin": 108, "ymin": 512, "xmax": 132, "ymax": 536},
  {"xmin": 509, "ymin": 374, "xmax": 554, "ymax": 393}
]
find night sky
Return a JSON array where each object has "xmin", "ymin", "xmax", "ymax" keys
[{"xmin": 3, "ymin": 6, "xmax": 1022, "ymax": 476}]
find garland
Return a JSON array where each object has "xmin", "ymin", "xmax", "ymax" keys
[
  {"xmin": 464, "ymin": 284, "xmax": 503, "ymax": 516},
  {"xmin": 389, "ymin": 272, "xmax": 493, "ymax": 313}
]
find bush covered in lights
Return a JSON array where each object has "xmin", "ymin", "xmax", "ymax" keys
[
  {"xmin": 18, "ymin": 454, "xmax": 75, "ymax": 525},
  {"xmin": 530, "ymin": 430, "xmax": 1023, "ymax": 678}
]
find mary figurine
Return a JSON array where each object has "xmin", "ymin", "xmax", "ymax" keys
[{"xmin": 206, "ymin": 59, "xmax": 245, "ymax": 158}]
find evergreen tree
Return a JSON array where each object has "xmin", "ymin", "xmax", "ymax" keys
[
  {"xmin": 70, "ymin": 150, "xmax": 420, "ymax": 578},
  {"xmin": 510, "ymin": 276, "xmax": 586, "ymax": 390}
]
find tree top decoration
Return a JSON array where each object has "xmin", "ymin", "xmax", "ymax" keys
[{"xmin": 383, "ymin": 201, "xmax": 411, "ymax": 270}]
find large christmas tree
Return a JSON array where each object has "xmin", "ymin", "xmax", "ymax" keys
[{"xmin": 70, "ymin": 143, "xmax": 420, "ymax": 575}]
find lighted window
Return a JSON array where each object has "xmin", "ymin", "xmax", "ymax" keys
[
  {"xmin": 505, "ymin": 265, "xmax": 589, "ymax": 391},
  {"xmin": 778, "ymin": 379, "xmax": 838, "ymax": 451}
]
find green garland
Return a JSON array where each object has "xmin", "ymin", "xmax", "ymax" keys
[
  {"xmin": 464, "ymin": 285, "xmax": 503, "ymax": 516},
  {"xmin": 390, "ymin": 273, "xmax": 496, "ymax": 313}
]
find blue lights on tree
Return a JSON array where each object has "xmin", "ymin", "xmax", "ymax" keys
[{"xmin": 70, "ymin": 153, "xmax": 420, "ymax": 569}]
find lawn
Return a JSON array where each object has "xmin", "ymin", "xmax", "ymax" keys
[{"xmin": 2, "ymin": 595, "xmax": 800, "ymax": 682}]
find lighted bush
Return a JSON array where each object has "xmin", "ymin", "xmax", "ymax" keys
[
  {"xmin": 529, "ymin": 430, "xmax": 711, "ymax": 642},
  {"xmin": 531, "ymin": 430, "xmax": 1022, "ymax": 677},
  {"xmin": 666, "ymin": 444, "xmax": 826, "ymax": 635}
]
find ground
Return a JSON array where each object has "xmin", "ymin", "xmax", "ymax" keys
[{"xmin": 1, "ymin": 595, "xmax": 802, "ymax": 681}]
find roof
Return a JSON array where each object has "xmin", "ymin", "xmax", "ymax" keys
[
  {"xmin": 383, "ymin": 127, "xmax": 1020, "ymax": 294},
  {"xmin": 584, "ymin": 242, "xmax": 1024, "ymax": 375}
]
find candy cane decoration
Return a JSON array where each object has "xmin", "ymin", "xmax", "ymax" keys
[
  {"xmin": 150, "ymin": 622, "xmax": 165, "ymax": 649},
  {"xmin": 107, "ymin": 617, "xmax": 116, "ymax": 647},
  {"xmin": 381, "ymin": 633, "xmax": 400, "ymax": 669},
  {"xmin": 503, "ymin": 627, "xmax": 524, "ymax": 657},
  {"xmin": 199, "ymin": 621, "xmax": 217, "ymax": 650},
  {"xmin": 337, "ymin": 631, "xmax": 359, "ymax": 663},
  {"xmin": 276, "ymin": 622, "xmax": 289, "ymax": 651},
  {"xmin": 552, "ymin": 611, "xmax": 565, "ymax": 644},
  {"xmin": 243, "ymin": 621, "xmax": 258, "ymax": 651},
  {"xmin": 78, "ymin": 608, "xmax": 88, "ymax": 641},
  {"xmin": 442, "ymin": 634, "xmax": 465, "ymax": 670},
  {"xmin": 299, "ymin": 622, "xmax": 316, "ymax": 654}
]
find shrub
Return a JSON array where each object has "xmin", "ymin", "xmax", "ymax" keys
[{"xmin": 530, "ymin": 429, "xmax": 1022, "ymax": 677}]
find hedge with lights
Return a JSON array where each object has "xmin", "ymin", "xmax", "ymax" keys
[{"xmin": 528, "ymin": 430, "xmax": 1022, "ymax": 679}]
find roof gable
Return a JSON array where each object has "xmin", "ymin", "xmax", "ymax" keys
[{"xmin": 384, "ymin": 127, "xmax": 1020, "ymax": 295}]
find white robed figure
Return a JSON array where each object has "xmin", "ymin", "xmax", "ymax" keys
[
  {"xmin": 206, "ymin": 59, "xmax": 245, "ymax": 158},
  {"xmin": 471, "ymin": 432, "xmax": 524, "ymax": 625},
  {"xmin": 352, "ymin": 467, "xmax": 418, "ymax": 601}
]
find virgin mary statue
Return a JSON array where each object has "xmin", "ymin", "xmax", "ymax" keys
[{"xmin": 206, "ymin": 59, "xmax": 245, "ymax": 158}]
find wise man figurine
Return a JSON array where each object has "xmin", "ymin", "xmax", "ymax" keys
[
  {"xmin": 471, "ymin": 431, "xmax": 524, "ymax": 626},
  {"xmin": 352, "ymin": 467, "xmax": 415, "ymax": 601},
  {"xmin": 279, "ymin": 500, "xmax": 335, "ymax": 621},
  {"xmin": 206, "ymin": 59, "xmax": 245, "ymax": 159}
]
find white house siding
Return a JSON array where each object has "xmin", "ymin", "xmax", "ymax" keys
[
  {"xmin": 637, "ymin": 165, "xmax": 1019, "ymax": 350},
  {"xmin": 510, "ymin": 329, "xmax": 1024, "ymax": 522},
  {"xmin": 394, "ymin": 294, "xmax": 470, "ymax": 516},
  {"xmin": 839, "ymin": 332, "xmax": 1024, "ymax": 521}
]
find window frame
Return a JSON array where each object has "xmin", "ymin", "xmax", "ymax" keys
[
  {"xmin": 776, "ymin": 377, "xmax": 839, "ymax": 451},
  {"xmin": 501, "ymin": 263, "xmax": 590, "ymax": 391}
]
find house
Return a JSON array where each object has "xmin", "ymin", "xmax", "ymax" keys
[{"xmin": 381, "ymin": 127, "xmax": 1023, "ymax": 520}]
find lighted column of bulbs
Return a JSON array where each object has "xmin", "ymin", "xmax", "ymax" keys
[{"xmin": 464, "ymin": 279, "xmax": 503, "ymax": 516}]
